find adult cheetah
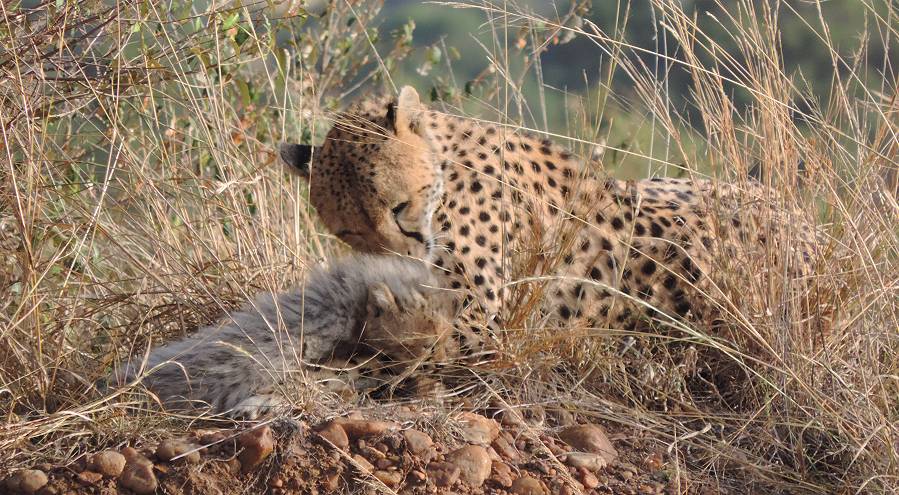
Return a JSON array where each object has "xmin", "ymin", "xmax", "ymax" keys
[{"xmin": 280, "ymin": 86, "xmax": 823, "ymax": 340}]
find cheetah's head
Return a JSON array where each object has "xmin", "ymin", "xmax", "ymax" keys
[{"xmin": 280, "ymin": 86, "xmax": 441, "ymax": 259}]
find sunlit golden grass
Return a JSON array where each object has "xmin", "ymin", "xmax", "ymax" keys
[{"xmin": 2, "ymin": 0, "xmax": 896, "ymax": 493}]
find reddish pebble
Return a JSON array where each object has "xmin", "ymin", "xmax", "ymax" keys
[
  {"xmin": 445, "ymin": 445, "xmax": 491, "ymax": 487},
  {"xmin": 238, "ymin": 426, "xmax": 276, "ymax": 473},
  {"xmin": 511, "ymin": 475, "xmax": 546, "ymax": 495},
  {"xmin": 558, "ymin": 424, "xmax": 618, "ymax": 462},
  {"xmin": 373, "ymin": 470, "xmax": 402, "ymax": 487},
  {"xmin": 336, "ymin": 419, "xmax": 397, "ymax": 440},
  {"xmin": 89, "ymin": 450, "xmax": 126, "ymax": 478},
  {"xmin": 491, "ymin": 461, "xmax": 514, "ymax": 488},
  {"xmin": 317, "ymin": 422, "xmax": 350, "ymax": 450},
  {"xmin": 458, "ymin": 412, "xmax": 500, "ymax": 445},
  {"xmin": 7, "ymin": 470, "xmax": 49, "ymax": 494},
  {"xmin": 155, "ymin": 439, "xmax": 201, "ymax": 464},
  {"xmin": 119, "ymin": 462, "xmax": 157, "ymax": 494},
  {"xmin": 427, "ymin": 461, "xmax": 461, "ymax": 487},
  {"xmin": 76, "ymin": 471, "xmax": 102, "ymax": 485}
]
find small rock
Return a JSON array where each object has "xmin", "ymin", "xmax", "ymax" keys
[
  {"xmin": 119, "ymin": 462, "xmax": 157, "ymax": 495},
  {"xmin": 559, "ymin": 478, "xmax": 585, "ymax": 495},
  {"xmin": 540, "ymin": 434, "xmax": 566, "ymax": 456},
  {"xmin": 564, "ymin": 452, "xmax": 608, "ymax": 472},
  {"xmin": 360, "ymin": 444, "xmax": 387, "ymax": 461},
  {"xmin": 558, "ymin": 424, "xmax": 617, "ymax": 462},
  {"xmin": 19, "ymin": 470, "xmax": 49, "ymax": 494},
  {"xmin": 318, "ymin": 422, "xmax": 350, "ymax": 450},
  {"xmin": 373, "ymin": 470, "xmax": 403, "ymax": 487},
  {"xmin": 89, "ymin": 450, "xmax": 126, "ymax": 478},
  {"xmin": 511, "ymin": 475, "xmax": 546, "ymax": 495},
  {"xmin": 238, "ymin": 426, "xmax": 276, "ymax": 473},
  {"xmin": 580, "ymin": 469, "xmax": 599, "ymax": 489},
  {"xmin": 6, "ymin": 470, "xmax": 48, "ymax": 494},
  {"xmin": 445, "ymin": 445, "xmax": 491, "ymax": 487},
  {"xmin": 427, "ymin": 462, "xmax": 461, "ymax": 487},
  {"xmin": 336, "ymin": 419, "xmax": 397, "ymax": 440},
  {"xmin": 155, "ymin": 439, "xmax": 201, "ymax": 464},
  {"xmin": 351, "ymin": 454, "xmax": 375, "ymax": 474},
  {"xmin": 458, "ymin": 412, "xmax": 500, "ymax": 445},
  {"xmin": 486, "ymin": 445, "xmax": 503, "ymax": 462},
  {"xmin": 402, "ymin": 429, "xmax": 433, "ymax": 454},
  {"xmin": 492, "ymin": 432, "xmax": 520, "ymax": 461},
  {"xmin": 491, "ymin": 461, "xmax": 514, "ymax": 488},
  {"xmin": 76, "ymin": 471, "xmax": 103, "ymax": 485},
  {"xmin": 402, "ymin": 429, "xmax": 436, "ymax": 464}
]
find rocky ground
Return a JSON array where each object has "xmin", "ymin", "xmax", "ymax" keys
[{"xmin": 3, "ymin": 406, "xmax": 714, "ymax": 495}]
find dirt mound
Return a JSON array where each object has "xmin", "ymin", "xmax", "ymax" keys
[{"xmin": 4, "ymin": 410, "xmax": 701, "ymax": 495}]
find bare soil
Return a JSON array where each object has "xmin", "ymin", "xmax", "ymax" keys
[{"xmin": 4, "ymin": 406, "xmax": 716, "ymax": 495}]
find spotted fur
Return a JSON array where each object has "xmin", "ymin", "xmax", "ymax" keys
[{"xmin": 281, "ymin": 86, "xmax": 823, "ymax": 341}]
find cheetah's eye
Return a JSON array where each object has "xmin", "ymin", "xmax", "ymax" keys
[
  {"xmin": 391, "ymin": 201, "xmax": 410, "ymax": 218},
  {"xmin": 391, "ymin": 201, "xmax": 426, "ymax": 244}
]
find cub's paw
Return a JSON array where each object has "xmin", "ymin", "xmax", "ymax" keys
[{"xmin": 227, "ymin": 394, "xmax": 289, "ymax": 420}]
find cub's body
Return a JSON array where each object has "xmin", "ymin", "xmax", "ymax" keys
[{"xmin": 117, "ymin": 255, "xmax": 453, "ymax": 418}]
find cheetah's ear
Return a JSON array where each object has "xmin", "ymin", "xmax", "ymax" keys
[
  {"xmin": 279, "ymin": 143, "xmax": 317, "ymax": 179},
  {"xmin": 387, "ymin": 85, "xmax": 424, "ymax": 135},
  {"xmin": 366, "ymin": 282, "xmax": 397, "ymax": 318}
]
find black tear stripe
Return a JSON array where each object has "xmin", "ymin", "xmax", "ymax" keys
[{"xmin": 397, "ymin": 224, "xmax": 426, "ymax": 244}]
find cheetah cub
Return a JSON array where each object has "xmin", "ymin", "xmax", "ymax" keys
[{"xmin": 115, "ymin": 255, "xmax": 456, "ymax": 419}]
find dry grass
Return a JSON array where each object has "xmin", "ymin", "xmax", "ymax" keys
[{"xmin": 1, "ymin": 0, "xmax": 897, "ymax": 493}]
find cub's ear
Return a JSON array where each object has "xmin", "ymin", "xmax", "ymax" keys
[
  {"xmin": 278, "ymin": 143, "xmax": 316, "ymax": 178},
  {"xmin": 366, "ymin": 282, "xmax": 397, "ymax": 318},
  {"xmin": 386, "ymin": 85, "xmax": 424, "ymax": 135}
]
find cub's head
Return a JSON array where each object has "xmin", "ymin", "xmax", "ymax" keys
[
  {"xmin": 363, "ymin": 281, "xmax": 456, "ymax": 368},
  {"xmin": 280, "ymin": 86, "xmax": 440, "ymax": 259}
]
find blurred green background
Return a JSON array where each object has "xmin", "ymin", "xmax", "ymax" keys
[
  {"xmin": 327, "ymin": 0, "xmax": 893, "ymax": 177},
  {"xmin": 379, "ymin": 0, "xmax": 889, "ymax": 109}
]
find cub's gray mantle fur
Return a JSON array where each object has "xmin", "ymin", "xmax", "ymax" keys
[{"xmin": 115, "ymin": 255, "xmax": 453, "ymax": 418}]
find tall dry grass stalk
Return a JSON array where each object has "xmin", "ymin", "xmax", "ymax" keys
[{"xmin": 1, "ymin": 0, "xmax": 896, "ymax": 492}]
